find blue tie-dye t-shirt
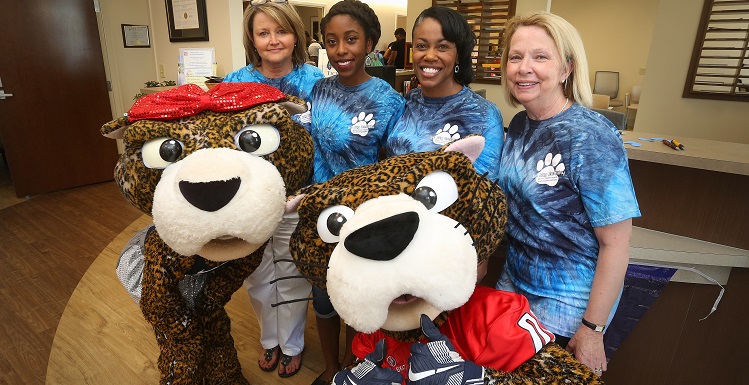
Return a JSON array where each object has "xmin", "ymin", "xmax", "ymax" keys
[
  {"xmin": 223, "ymin": 63, "xmax": 323, "ymax": 128},
  {"xmin": 497, "ymin": 103, "xmax": 640, "ymax": 337},
  {"xmin": 385, "ymin": 87, "xmax": 504, "ymax": 182},
  {"xmin": 309, "ymin": 76, "xmax": 405, "ymax": 183}
]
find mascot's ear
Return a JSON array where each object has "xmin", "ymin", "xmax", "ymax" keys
[
  {"xmin": 279, "ymin": 94, "xmax": 308, "ymax": 116},
  {"xmin": 444, "ymin": 135, "xmax": 485, "ymax": 163},
  {"xmin": 101, "ymin": 116, "xmax": 130, "ymax": 140},
  {"xmin": 285, "ymin": 193, "xmax": 306, "ymax": 213}
]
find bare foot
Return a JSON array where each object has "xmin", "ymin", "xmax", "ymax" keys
[
  {"xmin": 278, "ymin": 352, "xmax": 303, "ymax": 377},
  {"xmin": 258, "ymin": 346, "xmax": 279, "ymax": 371}
]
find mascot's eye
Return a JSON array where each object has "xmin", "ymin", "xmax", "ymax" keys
[
  {"xmin": 141, "ymin": 137, "xmax": 184, "ymax": 169},
  {"xmin": 413, "ymin": 171, "xmax": 458, "ymax": 212},
  {"xmin": 235, "ymin": 124, "xmax": 280, "ymax": 156},
  {"xmin": 316, "ymin": 205, "xmax": 355, "ymax": 243},
  {"xmin": 413, "ymin": 186, "xmax": 438, "ymax": 209}
]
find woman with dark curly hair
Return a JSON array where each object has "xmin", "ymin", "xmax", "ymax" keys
[{"xmin": 306, "ymin": 1, "xmax": 405, "ymax": 384}]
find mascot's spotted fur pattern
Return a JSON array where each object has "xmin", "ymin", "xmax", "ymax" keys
[
  {"xmin": 289, "ymin": 137, "xmax": 603, "ymax": 384},
  {"xmin": 102, "ymin": 83, "xmax": 313, "ymax": 384}
]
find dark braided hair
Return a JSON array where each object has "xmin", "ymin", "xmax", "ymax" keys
[
  {"xmin": 321, "ymin": 0, "xmax": 381, "ymax": 51},
  {"xmin": 413, "ymin": 6, "xmax": 476, "ymax": 85}
]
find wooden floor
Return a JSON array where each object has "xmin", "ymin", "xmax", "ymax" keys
[
  {"xmin": 0, "ymin": 180, "xmax": 332, "ymax": 385},
  {"xmin": 0, "ymin": 181, "xmax": 142, "ymax": 384}
]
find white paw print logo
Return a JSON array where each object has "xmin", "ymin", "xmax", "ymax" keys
[
  {"xmin": 297, "ymin": 101, "xmax": 312, "ymax": 124},
  {"xmin": 432, "ymin": 123, "xmax": 460, "ymax": 146},
  {"xmin": 350, "ymin": 111, "xmax": 376, "ymax": 137},
  {"xmin": 535, "ymin": 152, "xmax": 565, "ymax": 186}
]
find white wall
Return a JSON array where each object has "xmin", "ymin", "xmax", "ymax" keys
[
  {"xmin": 148, "ymin": 0, "xmax": 245, "ymax": 88},
  {"xmin": 553, "ymin": 0, "xmax": 658, "ymax": 121},
  {"xmin": 98, "ymin": 0, "xmax": 157, "ymax": 117}
]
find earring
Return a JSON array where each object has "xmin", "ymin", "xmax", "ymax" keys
[
  {"xmin": 563, "ymin": 77, "xmax": 568, "ymax": 89},
  {"xmin": 365, "ymin": 55, "xmax": 372, "ymax": 66},
  {"xmin": 454, "ymin": 64, "xmax": 460, "ymax": 74}
]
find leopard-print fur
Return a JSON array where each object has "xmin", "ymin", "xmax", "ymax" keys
[
  {"xmin": 102, "ymin": 86, "xmax": 313, "ymax": 385},
  {"xmin": 485, "ymin": 344, "xmax": 604, "ymax": 385}
]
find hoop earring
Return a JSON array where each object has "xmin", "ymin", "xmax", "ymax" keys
[
  {"xmin": 365, "ymin": 55, "xmax": 372, "ymax": 66},
  {"xmin": 563, "ymin": 77, "xmax": 568, "ymax": 90},
  {"xmin": 454, "ymin": 64, "xmax": 460, "ymax": 74}
]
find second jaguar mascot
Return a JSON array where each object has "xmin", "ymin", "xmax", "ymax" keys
[{"xmin": 288, "ymin": 136, "xmax": 603, "ymax": 385}]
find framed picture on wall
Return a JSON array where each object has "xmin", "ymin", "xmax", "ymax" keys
[
  {"xmin": 121, "ymin": 24, "xmax": 150, "ymax": 48},
  {"xmin": 165, "ymin": 0, "xmax": 209, "ymax": 42}
]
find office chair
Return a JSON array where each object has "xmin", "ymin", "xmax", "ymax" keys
[
  {"xmin": 593, "ymin": 71, "xmax": 623, "ymax": 107},
  {"xmin": 625, "ymin": 85, "xmax": 641, "ymax": 122},
  {"xmin": 592, "ymin": 108, "xmax": 627, "ymax": 131}
]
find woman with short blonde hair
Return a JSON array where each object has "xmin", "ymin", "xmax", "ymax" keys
[
  {"xmin": 242, "ymin": 1, "xmax": 310, "ymax": 68},
  {"xmin": 500, "ymin": 12, "xmax": 592, "ymax": 108}
]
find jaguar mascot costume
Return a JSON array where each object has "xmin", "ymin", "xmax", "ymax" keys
[
  {"xmin": 101, "ymin": 82, "xmax": 313, "ymax": 384},
  {"xmin": 288, "ymin": 136, "xmax": 603, "ymax": 385}
]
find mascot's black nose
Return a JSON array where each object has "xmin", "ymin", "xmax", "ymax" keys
[
  {"xmin": 179, "ymin": 177, "xmax": 241, "ymax": 212},
  {"xmin": 343, "ymin": 212, "xmax": 419, "ymax": 261}
]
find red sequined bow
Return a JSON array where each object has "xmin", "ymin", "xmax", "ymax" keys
[{"xmin": 127, "ymin": 82, "xmax": 286, "ymax": 122}]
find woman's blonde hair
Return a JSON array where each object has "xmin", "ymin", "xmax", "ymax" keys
[
  {"xmin": 500, "ymin": 12, "xmax": 592, "ymax": 108},
  {"xmin": 243, "ymin": 2, "xmax": 309, "ymax": 68}
]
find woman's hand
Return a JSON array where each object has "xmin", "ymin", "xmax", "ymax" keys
[{"xmin": 566, "ymin": 326, "xmax": 606, "ymax": 376}]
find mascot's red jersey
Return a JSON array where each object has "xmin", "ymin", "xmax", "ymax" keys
[{"xmin": 352, "ymin": 285, "xmax": 555, "ymax": 383}]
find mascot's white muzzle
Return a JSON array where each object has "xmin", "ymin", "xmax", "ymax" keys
[
  {"xmin": 152, "ymin": 148, "xmax": 286, "ymax": 261},
  {"xmin": 327, "ymin": 194, "xmax": 477, "ymax": 333}
]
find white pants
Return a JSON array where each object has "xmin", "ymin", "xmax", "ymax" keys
[{"xmin": 245, "ymin": 211, "xmax": 311, "ymax": 356}]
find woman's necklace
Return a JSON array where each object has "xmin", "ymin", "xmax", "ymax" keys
[
  {"xmin": 529, "ymin": 97, "xmax": 570, "ymax": 121},
  {"xmin": 552, "ymin": 98, "xmax": 569, "ymax": 119}
]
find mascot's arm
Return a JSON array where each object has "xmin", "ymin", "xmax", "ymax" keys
[
  {"xmin": 140, "ymin": 231, "xmax": 202, "ymax": 340},
  {"xmin": 485, "ymin": 343, "xmax": 604, "ymax": 385},
  {"xmin": 410, "ymin": 316, "xmax": 603, "ymax": 385}
]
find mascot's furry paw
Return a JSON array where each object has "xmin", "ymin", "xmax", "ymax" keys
[{"xmin": 485, "ymin": 343, "xmax": 604, "ymax": 385}]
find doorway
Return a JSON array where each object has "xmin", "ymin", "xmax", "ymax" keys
[{"xmin": 0, "ymin": 0, "xmax": 119, "ymax": 198}]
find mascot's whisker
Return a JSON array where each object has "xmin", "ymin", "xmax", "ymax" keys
[
  {"xmin": 284, "ymin": 258, "xmax": 329, "ymax": 269},
  {"xmin": 269, "ymin": 275, "xmax": 309, "ymax": 284},
  {"xmin": 271, "ymin": 292, "xmax": 329, "ymax": 308}
]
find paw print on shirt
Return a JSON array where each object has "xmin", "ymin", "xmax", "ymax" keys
[
  {"xmin": 432, "ymin": 123, "xmax": 461, "ymax": 146},
  {"xmin": 535, "ymin": 152, "xmax": 565, "ymax": 187},
  {"xmin": 350, "ymin": 111, "xmax": 376, "ymax": 137},
  {"xmin": 297, "ymin": 101, "xmax": 312, "ymax": 125}
]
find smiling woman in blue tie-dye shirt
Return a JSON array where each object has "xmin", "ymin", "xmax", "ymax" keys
[
  {"xmin": 495, "ymin": 12, "xmax": 640, "ymax": 378},
  {"xmin": 385, "ymin": 6, "xmax": 504, "ymax": 183},
  {"xmin": 307, "ymin": 1, "xmax": 405, "ymax": 383}
]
